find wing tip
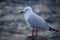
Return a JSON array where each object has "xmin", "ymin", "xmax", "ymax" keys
[{"xmin": 49, "ymin": 27, "xmax": 59, "ymax": 32}]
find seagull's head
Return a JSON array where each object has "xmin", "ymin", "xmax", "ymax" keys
[{"xmin": 20, "ymin": 7, "xmax": 33, "ymax": 14}]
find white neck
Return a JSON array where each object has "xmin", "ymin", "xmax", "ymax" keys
[{"xmin": 24, "ymin": 10, "xmax": 33, "ymax": 20}]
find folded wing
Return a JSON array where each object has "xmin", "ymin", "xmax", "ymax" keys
[{"xmin": 27, "ymin": 13, "xmax": 49, "ymax": 30}]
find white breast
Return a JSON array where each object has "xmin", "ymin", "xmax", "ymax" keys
[{"xmin": 24, "ymin": 13, "xmax": 31, "ymax": 25}]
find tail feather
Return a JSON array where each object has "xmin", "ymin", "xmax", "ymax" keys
[{"xmin": 49, "ymin": 27, "xmax": 58, "ymax": 32}]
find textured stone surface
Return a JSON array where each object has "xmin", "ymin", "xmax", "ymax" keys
[{"xmin": 0, "ymin": 0, "xmax": 60, "ymax": 40}]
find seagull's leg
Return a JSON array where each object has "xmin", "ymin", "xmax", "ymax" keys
[
  {"xmin": 36, "ymin": 29, "xmax": 38, "ymax": 37},
  {"xmin": 32, "ymin": 28, "xmax": 35, "ymax": 37},
  {"xmin": 27, "ymin": 29, "xmax": 38, "ymax": 40},
  {"xmin": 32, "ymin": 28, "xmax": 38, "ymax": 37},
  {"xmin": 27, "ymin": 28, "xmax": 35, "ymax": 38}
]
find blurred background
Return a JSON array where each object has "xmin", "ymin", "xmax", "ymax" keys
[{"xmin": 0, "ymin": 0, "xmax": 60, "ymax": 40}]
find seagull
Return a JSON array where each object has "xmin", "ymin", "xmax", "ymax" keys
[{"xmin": 20, "ymin": 7, "xmax": 58, "ymax": 37}]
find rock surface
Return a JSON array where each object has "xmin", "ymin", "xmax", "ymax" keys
[{"xmin": 0, "ymin": 0, "xmax": 60, "ymax": 40}]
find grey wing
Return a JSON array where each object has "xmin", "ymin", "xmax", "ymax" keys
[{"xmin": 27, "ymin": 15, "xmax": 49, "ymax": 30}]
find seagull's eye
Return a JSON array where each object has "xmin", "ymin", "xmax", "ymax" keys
[{"xmin": 25, "ymin": 9, "xmax": 28, "ymax": 11}]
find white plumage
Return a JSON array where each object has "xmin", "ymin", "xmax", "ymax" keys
[
  {"xmin": 24, "ymin": 7, "xmax": 49, "ymax": 31},
  {"xmin": 20, "ymin": 6, "xmax": 58, "ymax": 37}
]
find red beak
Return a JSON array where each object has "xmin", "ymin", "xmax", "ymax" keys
[{"xmin": 20, "ymin": 11, "xmax": 24, "ymax": 14}]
